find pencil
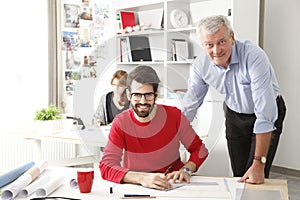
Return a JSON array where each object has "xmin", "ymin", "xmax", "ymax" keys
[
  {"xmin": 121, "ymin": 194, "xmax": 156, "ymax": 199},
  {"xmin": 164, "ymin": 165, "xmax": 172, "ymax": 176},
  {"xmin": 121, "ymin": 197, "xmax": 156, "ymax": 199}
]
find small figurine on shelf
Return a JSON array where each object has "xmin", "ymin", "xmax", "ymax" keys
[
  {"xmin": 83, "ymin": 55, "xmax": 89, "ymax": 66},
  {"xmin": 124, "ymin": 26, "xmax": 133, "ymax": 34},
  {"xmin": 132, "ymin": 25, "xmax": 140, "ymax": 32}
]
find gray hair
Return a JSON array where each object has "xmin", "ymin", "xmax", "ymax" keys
[{"xmin": 197, "ymin": 15, "xmax": 233, "ymax": 39}]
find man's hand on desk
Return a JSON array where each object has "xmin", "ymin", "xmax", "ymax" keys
[
  {"xmin": 165, "ymin": 170, "xmax": 191, "ymax": 184},
  {"xmin": 122, "ymin": 170, "xmax": 192, "ymax": 190},
  {"xmin": 238, "ymin": 161, "xmax": 265, "ymax": 184},
  {"xmin": 123, "ymin": 172, "xmax": 172, "ymax": 190}
]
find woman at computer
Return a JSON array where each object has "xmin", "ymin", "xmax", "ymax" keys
[{"xmin": 94, "ymin": 70, "xmax": 129, "ymax": 126}]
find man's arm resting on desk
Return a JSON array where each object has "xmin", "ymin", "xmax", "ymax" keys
[
  {"xmin": 122, "ymin": 161, "xmax": 197, "ymax": 190},
  {"xmin": 239, "ymin": 132, "xmax": 272, "ymax": 184}
]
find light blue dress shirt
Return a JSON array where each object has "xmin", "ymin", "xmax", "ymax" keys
[{"xmin": 183, "ymin": 40, "xmax": 279, "ymax": 134}]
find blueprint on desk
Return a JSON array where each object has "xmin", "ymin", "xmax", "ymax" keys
[{"xmin": 113, "ymin": 176, "xmax": 244, "ymax": 199}]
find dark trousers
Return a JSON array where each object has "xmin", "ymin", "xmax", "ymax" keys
[{"xmin": 224, "ymin": 95, "xmax": 286, "ymax": 178}]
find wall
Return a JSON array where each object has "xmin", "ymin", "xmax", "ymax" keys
[
  {"xmin": 0, "ymin": 0, "xmax": 48, "ymax": 131},
  {"xmin": 263, "ymin": 0, "xmax": 300, "ymax": 170}
]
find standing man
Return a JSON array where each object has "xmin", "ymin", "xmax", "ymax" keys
[
  {"xmin": 100, "ymin": 65, "xmax": 208, "ymax": 190},
  {"xmin": 182, "ymin": 15, "xmax": 286, "ymax": 184}
]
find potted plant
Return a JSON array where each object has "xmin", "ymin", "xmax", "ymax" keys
[{"xmin": 34, "ymin": 105, "xmax": 63, "ymax": 134}]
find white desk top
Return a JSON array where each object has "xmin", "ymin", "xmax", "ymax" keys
[
  {"xmin": 1, "ymin": 167, "xmax": 289, "ymax": 200},
  {"xmin": 22, "ymin": 126, "xmax": 111, "ymax": 147}
]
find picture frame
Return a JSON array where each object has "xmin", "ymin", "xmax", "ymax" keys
[{"xmin": 64, "ymin": 4, "xmax": 80, "ymax": 28}]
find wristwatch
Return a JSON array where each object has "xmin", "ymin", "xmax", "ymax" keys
[
  {"xmin": 254, "ymin": 156, "xmax": 267, "ymax": 164},
  {"xmin": 181, "ymin": 167, "xmax": 192, "ymax": 176}
]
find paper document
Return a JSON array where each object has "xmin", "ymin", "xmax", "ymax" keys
[
  {"xmin": 113, "ymin": 176, "xmax": 237, "ymax": 199},
  {"xmin": 223, "ymin": 177, "xmax": 245, "ymax": 200},
  {"xmin": 165, "ymin": 179, "xmax": 219, "ymax": 191},
  {"xmin": 164, "ymin": 182, "xmax": 185, "ymax": 191},
  {"xmin": 236, "ymin": 188, "xmax": 283, "ymax": 200}
]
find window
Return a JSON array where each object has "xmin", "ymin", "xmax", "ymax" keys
[{"xmin": 0, "ymin": 1, "xmax": 48, "ymax": 131}]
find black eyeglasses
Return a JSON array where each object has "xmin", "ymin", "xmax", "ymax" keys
[{"xmin": 130, "ymin": 92, "xmax": 155, "ymax": 101}]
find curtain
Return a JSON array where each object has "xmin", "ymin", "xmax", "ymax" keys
[{"xmin": 48, "ymin": 0, "xmax": 60, "ymax": 107}]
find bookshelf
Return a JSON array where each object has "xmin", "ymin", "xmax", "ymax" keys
[{"xmin": 112, "ymin": 0, "xmax": 260, "ymax": 103}]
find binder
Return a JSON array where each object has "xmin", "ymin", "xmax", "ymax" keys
[
  {"xmin": 172, "ymin": 39, "xmax": 189, "ymax": 61},
  {"xmin": 119, "ymin": 11, "xmax": 136, "ymax": 29},
  {"xmin": 128, "ymin": 36, "xmax": 152, "ymax": 62},
  {"xmin": 119, "ymin": 37, "xmax": 132, "ymax": 62}
]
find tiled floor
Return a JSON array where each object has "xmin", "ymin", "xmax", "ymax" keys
[{"xmin": 270, "ymin": 171, "xmax": 300, "ymax": 200}]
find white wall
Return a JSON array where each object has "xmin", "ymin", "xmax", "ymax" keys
[
  {"xmin": 263, "ymin": 0, "xmax": 300, "ymax": 170},
  {"xmin": 0, "ymin": 0, "xmax": 48, "ymax": 131},
  {"xmin": 232, "ymin": 0, "xmax": 260, "ymax": 45}
]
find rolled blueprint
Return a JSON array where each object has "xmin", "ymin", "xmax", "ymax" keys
[
  {"xmin": 69, "ymin": 178, "xmax": 78, "ymax": 189},
  {"xmin": 0, "ymin": 161, "xmax": 35, "ymax": 188},
  {"xmin": 1, "ymin": 160, "xmax": 48, "ymax": 200},
  {"xmin": 19, "ymin": 175, "xmax": 50, "ymax": 198},
  {"xmin": 36, "ymin": 175, "xmax": 64, "ymax": 197}
]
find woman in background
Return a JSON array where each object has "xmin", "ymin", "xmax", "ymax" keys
[{"xmin": 94, "ymin": 70, "xmax": 129, "ymax": 126}]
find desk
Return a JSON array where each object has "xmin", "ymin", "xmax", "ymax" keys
[
  {"xmin": 245, "ymin": 179, "xmax": 288, "ymax": 199},
  {"xmin": 21, "ymin": 126, "xmax": 110, "ymax": 167},
  {"xmin": 6, "ymin": 167, "xmax": 289, "ymax": 200},
  {"xmin": 23, "ymin": 126, "xmax": 110, "ymax": 146}
]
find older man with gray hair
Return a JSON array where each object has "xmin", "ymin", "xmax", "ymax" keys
[{"xmin": 183, "ymin": 15, "xmax": 286, "ymax": 184}]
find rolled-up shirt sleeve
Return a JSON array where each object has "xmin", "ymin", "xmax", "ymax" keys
[{"xmin": 248, "ymin": 49, "xmax": 278, "ymax": 133}]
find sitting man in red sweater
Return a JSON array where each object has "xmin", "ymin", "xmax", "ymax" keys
[{"xmin": 100, "ymin": 65, "xmax": 208, "ymax": 190}]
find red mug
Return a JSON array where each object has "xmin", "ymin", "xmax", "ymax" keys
[{"xmin": 77, "ymin": 169, "xmax": 94, "ymax": 193}]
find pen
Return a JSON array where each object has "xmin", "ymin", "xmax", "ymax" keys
[
  {"xmin": 164, "ymin": 165, "xmax": 172, "ymax": 176},
  {"xmin": 124, "ymin": 194, "xmax": 151, "ymax": 197},
  {"xmin": 121, "ymin": 194, "xmax": 156, "ymax": 199},
  {"xmin": 30, "ymin": 197, "xmax": 81, "ymax": 200}
]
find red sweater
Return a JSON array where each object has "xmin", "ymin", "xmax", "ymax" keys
[{"xmin": 100, "ymin": 104, "xmax": 208, "ymax": 183}]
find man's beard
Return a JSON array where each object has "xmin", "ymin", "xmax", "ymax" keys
[{"xmin": 132, "ymin": 103, "xmax": 154, "ymax": 118}]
